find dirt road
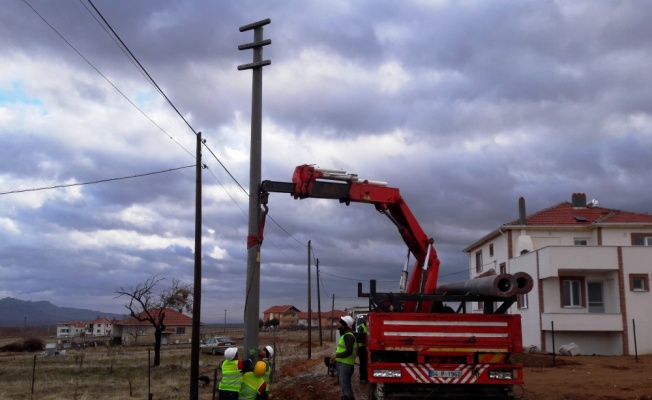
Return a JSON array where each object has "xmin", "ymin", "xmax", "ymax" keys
[{"xmin": 266, "ymin": 332, "xmax": 652, "ymax": 400}]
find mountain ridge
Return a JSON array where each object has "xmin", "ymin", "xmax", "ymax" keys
[{"xmin": 0, "ymin": 297, "xmax": 127, "ymax": 327}]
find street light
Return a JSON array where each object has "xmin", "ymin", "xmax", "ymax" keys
[{"xmin": 224, "ymin": 309, "xmax": 227, "ymax": 333}]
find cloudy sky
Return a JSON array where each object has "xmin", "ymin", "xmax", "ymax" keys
[{"xmin": 1, "ymin": 1, "xmax": 651, "ymax": 324}]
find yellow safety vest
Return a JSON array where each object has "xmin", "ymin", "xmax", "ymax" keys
[
  {"xmin": 239, "ymin": 371, "xmax": 265, "ymax": 400},
  {"xmin": 218, "ymin": 359, "xmax": 241, "ymax": 392},
  {"xmin": 336, "ymin": 331, "xmax": 357, "ymax": 365},
  {"xmin": 262, "ymin": 359, "xmax": 271, "ymax": 392}
]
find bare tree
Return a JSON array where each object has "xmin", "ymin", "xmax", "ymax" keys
[{"xmin": 115, "ymin": 275, "xmax": 192, "ymax": 366}]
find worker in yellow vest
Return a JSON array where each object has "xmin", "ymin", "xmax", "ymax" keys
[
  {"xmin": 239, "ymin": 361, "xmax": 268, "ymax": 400},
  {"xmin": 218, "ymin": 347, "xmax": 243, "ymax": 400},
  {"xmin": 257, "ymin": 345, "xmax": 274, "ymax": 393},
  {"xmin": 356, "ymin": 314, "xmax": 368, "ymax": 384},
  {"xmin": 332, "ymin": 316, "xmax": 357, "ymax": 400}
]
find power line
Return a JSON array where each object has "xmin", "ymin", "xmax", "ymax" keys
[
  {"xmin": 86, "ymin": 0, "xmax": 198, "ymax": 136},
  {"xmin": 0, "ymin": 165, "xmax": 194, "ymax": 195},
  {"xmin": 21, "ymin": 0, "xmax": 194, "ymax": 159},
  {"xmin": 27, "ymin": 0, "xmax": 312, "ymax": 274}
]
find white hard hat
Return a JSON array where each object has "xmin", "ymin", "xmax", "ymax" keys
[
  {"xmin": 340, "ymin": 316, "xmax": 354, "ymax": 328},
  {"xmin": 265, "ymin": 345, "xmax": 274, "ymax": 358},
  {"xmin": 224, "ymin": 347, "xmax": 238, "ymax": 360}
]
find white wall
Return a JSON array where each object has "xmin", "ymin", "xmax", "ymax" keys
[
  {"xmin": 622, "ymin": 247, "xmax": 652, "ymax": 355},
  {"xmin": 544, "ymin": 331, "xmax": 623, "ymax": 356}
]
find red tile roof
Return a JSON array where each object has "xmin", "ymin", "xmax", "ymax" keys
[
  {"xmin": 58, "ymin": 321, "xmax": 86, "ymax": 327},
  {"xmin": 88, "ymin": 317, "xmax": 112, "ymax": 324},
  {"xmin": 505, "ymin": 202, "xmax": 652, "ymax": 226},
  {"xmin": 115, "ymin": 308, "xmax": 193, "ymax": 326},
  {"xmin": 297, "ymin": 310, "xmax": 347, "ymax": 319},
  {"xmin": 465, "ymin": 194, "xmax": 652, "ymax": 252},
  {"xmin": 263, "ymin": 305, "xmax": 301, "ymax": 313}
]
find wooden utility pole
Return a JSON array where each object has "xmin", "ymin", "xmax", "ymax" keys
[
  {"xmin": 330, "ymin": 295, "xmax": 335, "ymax": 341},
  {"xmin": 189, "ymin": 131, "xmax": 203, "ymax": 400},
  {"xmin": 307, "ymin": 240, "xmax": 312, "ymax": 359},
  {"xmin": 316, "ymin": 258, "xmax": 323, "ymax": 346}
]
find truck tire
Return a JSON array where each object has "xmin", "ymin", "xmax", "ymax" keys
[{"xmin": 368, "ymin": 383, "xmax": 377, "ymax": 400}]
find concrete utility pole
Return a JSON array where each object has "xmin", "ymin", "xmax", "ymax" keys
[{"xmin": 238, "ymin": 18, "xmax": 271, "ymax": 361}]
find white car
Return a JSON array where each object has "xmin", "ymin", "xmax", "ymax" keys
[{"xmin": 200, "ymin": 337, "xmax": 236, "ymax": 355}]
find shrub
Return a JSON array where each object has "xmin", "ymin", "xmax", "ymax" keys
[
  {"xmin": 23, "ymin": 338, "xmax": 45, "ymax": 352},
  {"xmin": 0, "ymin": 342, "xmax": 24, "ymax": 352}
]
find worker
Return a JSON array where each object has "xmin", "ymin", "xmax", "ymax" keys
[
  {"xmin": 218, "ymin": 347, "xmax": 243, "ymax": 400},
  {"xmin": 242, "ymin": 344, "xmax": 273, "ymax": 391},
  {"xmin": 356, "ymin": 314, "xmax": 368, "ymax": 384},
  {"xmin": 258, "ymin": 345, "xmax": 274, "ymax": 393},
  {"xmin": 332, "ymin": 315, "xmax": 357, "ymax": 400},
  {"xmin": 239, "ymin": 361, "xmax": 268, "ymax": 400}
]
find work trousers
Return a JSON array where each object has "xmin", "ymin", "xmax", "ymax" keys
[
  {"xmin": 337, "ymin": 362, "xmax": 355, "ymax": 398},
  {"xmin": 217, "ymin": 389, "xmax": 239, "ymax": 400},
  {"xmin": 358, "ymin": 346, "xmax": 368, "ymax": 382}
]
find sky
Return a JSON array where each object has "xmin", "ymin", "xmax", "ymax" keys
[{"xmin": 1, "ymin": 0, "xmax": 652, "ymax": 324}]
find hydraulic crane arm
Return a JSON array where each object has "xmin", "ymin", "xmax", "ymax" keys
[{"xmin": 261, "ymin": 165, "xmax": 441, "ymax": 312}]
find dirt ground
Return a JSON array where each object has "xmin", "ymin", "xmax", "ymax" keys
[
  {"xmin": 2, "ymin": 328, "xmax": 651, "ymax": 399},
  {"xmin": 270, "ymin": 339, "xmax": 652, "ymax": 400}
]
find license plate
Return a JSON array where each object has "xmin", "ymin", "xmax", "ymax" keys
[{"xmin": 429, "ymin": 370, "xmax": 462, "ymax": 378}]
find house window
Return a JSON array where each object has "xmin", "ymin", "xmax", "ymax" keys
[
  {"xmin": 630, "ymin": 274, "xmax": 649, "ymax": 292},
  {"xmin": 517, "ymin": 293, "xmax": 528, "ymax": 309},
  {"xmin": 560, "ymin": 276, "xmax": 585, "ymax": 308},
  {"xmin": 574, "ymin": 238, "xmax": 589, "ymax": 246},
  {"xmin": 489, "ymin": 244, "xmax": 494, "ymax": 257},
  {"xmin": 176, "ymin": 327, "xmax": 186, "ymax": 335},
  {"xmin": 499, "ymin": 262, "xmax": 506, "ymax": 274},
  {"xmin": 631, "ymin": 233, "xmax": 652, "ymax": 246},
  {"xmin": 587, "ymin": 282, "xmax": 605, "ymax": 313},
  {"xmin": 137, "ymin": 328, "xmax": 147, "ymax": 336},
  {"xmin": 475, "ymin": 251, "xmax": 483, "ymax": 273}
]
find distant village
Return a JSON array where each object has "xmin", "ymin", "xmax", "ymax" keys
[{"xmin": 55, "ymin": 305, "xmax": 364, "ymax": 347}]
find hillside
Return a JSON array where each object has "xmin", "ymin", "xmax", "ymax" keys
[{"xmin": 0, "ymin": 297, "xmax": 126, "ymax": 327}]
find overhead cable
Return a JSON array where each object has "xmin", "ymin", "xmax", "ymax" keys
[{"xmin": 0, "ymin": 165, "xmax": 194, "ymax": 195}]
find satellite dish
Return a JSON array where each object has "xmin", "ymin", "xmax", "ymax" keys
[{"xmin": 589, "ymin": 199, "xmax": 599, "ymax": 207}]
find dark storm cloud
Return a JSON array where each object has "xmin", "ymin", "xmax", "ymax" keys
[{"xmin": 1, "ymin": 0, "xmax": 652, "ymax": 321}]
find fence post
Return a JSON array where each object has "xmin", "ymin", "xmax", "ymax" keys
[
  {"xmin": 212, "ymin": 368, "xmax": 218, "ymax": 400},
  {"xmin": 632, "ymin": 319, "xmax": 639, "ymax": 363},
  {"xmin": 148, "ymin": 349, "xmax": 153, "ymax": 400},
  {"xmin": 551, "ymin": 321, "xmax": 556, "ymax": 367},
  {"xmin": 31, "ymin": 354, "xmax": 37, "ymax": 397}
]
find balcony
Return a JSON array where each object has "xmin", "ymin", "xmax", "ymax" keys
[
  {"xmin": 541, "ymin": 313, "xmax": 623, "ymax": 332},
  {"xmin": 537, "ymin": 246, "xmax": 619, "ymax": 279}
]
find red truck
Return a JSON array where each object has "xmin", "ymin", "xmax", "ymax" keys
[{"xmin": 261, "ymin": 165, "xmax": 532, "ymax": 399}]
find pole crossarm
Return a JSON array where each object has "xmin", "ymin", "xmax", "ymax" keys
[
  {"xmin": 238, "ymin": 39, "xmax": 272, "ymax": 51},
  {"xmin": 238, "ymin": 60, "xmax": 272, "ymax": 71},
  {"xmin": 239, "ymin": 18, "xmax": 271, "ymax": 32}
]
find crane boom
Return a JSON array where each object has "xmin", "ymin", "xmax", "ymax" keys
[{"xmin": 261, "ymin": 164, "xmax": 441, "ymax": 312}]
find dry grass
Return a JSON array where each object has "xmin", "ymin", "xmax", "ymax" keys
[
  {"xmin": 5, "ymin": 328, "xmax": 652, "ymax": 399},
  {"xmin": 0, "ymin": 328, "xmax": 333, "ymax": 400}
]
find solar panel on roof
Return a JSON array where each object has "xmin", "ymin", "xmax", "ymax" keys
[{"xmin": 574, "ymin": 216, "xmax": 587, "ymax": 222}]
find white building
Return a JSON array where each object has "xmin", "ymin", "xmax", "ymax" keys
[
  {"xmin": 464, "ymin": 193, "xmax": 652, "ymax": 356},
  {"xmin": 56, "ymin": 321, "xmax": 86, "ymax": 339},
  {"xmin": 86, "ymin": 317, "xmax": 113, "ymax": 337}
]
